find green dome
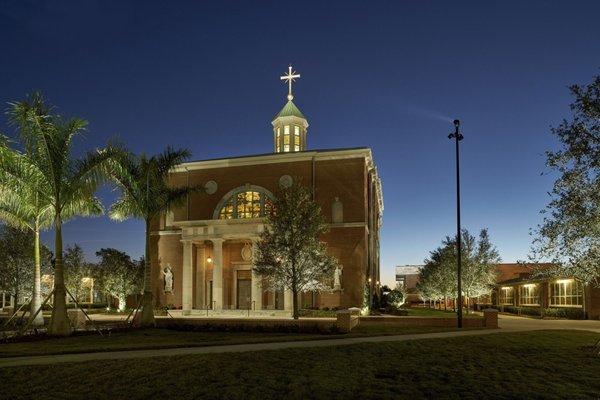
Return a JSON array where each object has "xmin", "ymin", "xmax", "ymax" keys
[{"xmin": 274, "ymin": 100, "xmax": 306, "ymax": 120}]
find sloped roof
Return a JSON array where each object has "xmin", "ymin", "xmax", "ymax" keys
[{"xmin": 274, "ymin": 100, "xmax": 306, "ymax": 120}]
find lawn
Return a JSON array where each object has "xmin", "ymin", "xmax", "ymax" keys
[
  {"xmin": 1, "ymin": 330, "xmax": 598, "ymax": 399},
  {"xmin": 0, "ymin": 325, "xmax": 470, "ymax": 357}
]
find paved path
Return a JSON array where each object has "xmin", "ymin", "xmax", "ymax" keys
[
  {"xmin": 498, "ymin": 314, "xmax": 600, "ymax": 332},
  {"xmin": 0, "ymin": 315, "xmax": 598, "ymax": 368}
]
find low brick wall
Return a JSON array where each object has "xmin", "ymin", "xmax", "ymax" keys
[{"xmin": 156, "ymin": 317, "xmax": 339, "ymax": 333}]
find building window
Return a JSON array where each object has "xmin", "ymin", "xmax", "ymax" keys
[
  {"xmin": 499, "ymin": 287, "xmax": 514, "ymax": 305},
  {"xmin": 276, "ymin": 128, "xmax": 281, "ymax": 152},
  {"xmin": 549, "ymin": 279, "xmax": 583, "ymax": 307},
  {"xmin": 283, "ymin": 125, "xmax": 290, "ymax": 152},
  {"xmin": 216, "ymin": 187, "xmax": 274, "ymax": 219},
  {"xmin": 519, "ymin": 284, "xmax": 539, "ymax": 306},
  {"xmin": 294, "ymin": 126, "xmax": 300, "ymax": 151}
]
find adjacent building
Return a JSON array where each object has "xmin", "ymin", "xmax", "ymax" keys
[
  {"xmin": 394, "ymin": 262, "xmax": 600, "ymax": 319},
  {"xmin": 492, "ymin": 263, "xmax": 600, "ymax": 319}
]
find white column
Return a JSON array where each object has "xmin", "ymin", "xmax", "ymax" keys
[
  {"xmin": 181, "ymin": 240, "xmax": 193, "ymax": 314},
  {"xmin": 251, "ymin": 239, "xmax": 262, "ymax": 311},
  {"xmin": 211, "ymin": 238, "xmax": 224, "ymax": 310},
  {"xmin": 195, "ymin": 246, "xmax": 205, "ymax": 309},
  {"xmin": 284, "ymin": 289, "xmax": 293, "ymax": 312}
]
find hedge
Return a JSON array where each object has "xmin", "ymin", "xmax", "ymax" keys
[{"xmin": 501, "ymin": 305, "xmax": 584, "ymax": 319}]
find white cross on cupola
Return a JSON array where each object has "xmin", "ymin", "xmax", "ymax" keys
[{"xmin": 280, "ymin": 65, "xmax": 301, "ymax": 101}]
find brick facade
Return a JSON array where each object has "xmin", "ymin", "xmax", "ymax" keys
[{"xmin": 149, "ymin": 148, "xmax": 382, "ymax": 312}]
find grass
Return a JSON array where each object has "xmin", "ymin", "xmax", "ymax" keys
[
  {"xmin": 1, "ymin": 330, "xmax": 598, "ymax": 399},
  {"xmin": 0, "ymin": 324, "xmax": 471, "ymax": 358}
]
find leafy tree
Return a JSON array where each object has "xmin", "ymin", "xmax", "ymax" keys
[
  {"xmin": 532, "ymin": 73, "xmax": 600, "ymax": 292},
  {"xmin": 460, "ymin": 229, "xmax": 501, "ymax": 306},
  {"xmin": 253, "ymin": 182, "xmax": 338, "ymax": 320},
  {"xmin": 385, "ymin": 287, "xmax": 404, "ymax": 308},
  {"xmin": 417, "ymin": 239, "xmax": 456, "ymax": 307},
  {"xmin": 95, "ymin": 248, "xmax": 143, "ymax": 311},
  {"xmin": 107, "ymin": 148, "xmax": 200, "ymax": 326},
  {"xmin": 0, "ymin": 94, "xmax": 115, "ymax": 336},
  {"xmin": 0, "ymin": 225, "xmax": 52, "ymax": 313},
  {"xmin": 63, "ymin": 245, "xmax": 93, "ymax": 303},
  {"xmin": 418, "ymin": 229, "xmax": 500, "ymax": 311}
]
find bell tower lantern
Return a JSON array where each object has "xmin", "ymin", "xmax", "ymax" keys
[{"xmin": 272, "ymin": 65, "xmax": 308, "ymax": 153}]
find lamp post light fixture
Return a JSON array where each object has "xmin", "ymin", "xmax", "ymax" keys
[{"xmin": 448, "ymin": 119, "xmax": 464, "ymax": 329}]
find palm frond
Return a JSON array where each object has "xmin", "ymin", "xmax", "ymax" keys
[{"xmin": 109, "ymin": 196, "xmax": 143, "ymax": 221}]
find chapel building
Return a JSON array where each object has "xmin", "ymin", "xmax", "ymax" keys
[{"xmin": 149, "ymin": 67, "xmax": 383, "ymax": 314}]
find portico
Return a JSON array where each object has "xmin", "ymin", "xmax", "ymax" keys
[{"xmin": 175, "ymin": 219, "xmax": 293, "ymax": 315}]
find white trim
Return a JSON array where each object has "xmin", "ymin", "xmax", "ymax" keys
[
  {"xmin": 172, "ymin": 148, "xmax": 373, "ymax": 172},
  {"xmin": 150, "ymin": 230, "xmax": 181, "ymax": 236},
  {"xmin": 327, "ymin": 222, "xmax": 368, "ymax": 229}
]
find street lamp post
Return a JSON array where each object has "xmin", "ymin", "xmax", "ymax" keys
[{"xmin": 448, "ymin": 119, "xmax": 464, "ymax": 328}]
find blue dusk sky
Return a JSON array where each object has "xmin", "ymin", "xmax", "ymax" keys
[{"xmin": 1, "ymin": 1, "xmax": 600, "ymax": 286}]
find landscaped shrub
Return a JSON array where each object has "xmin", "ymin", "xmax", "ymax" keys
[
  {"xmin": 298, "ymin": 309, "xmax": 337, "ymax": 318},
  {"xmin": 502, "ymin": 306, "xmax": 541, "ymax": 317},
  {"xmin": 544, "ymin": 307, "xmax": 584, "ymax": 320},
  {"xmin": 163, "ymin": 321, "xmax": 341, "ymax": 334},
  {"xmin": 502, "ymin": 305, "xmax": 584, "ymax": 319}
]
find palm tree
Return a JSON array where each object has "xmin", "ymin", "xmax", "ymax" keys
[
  {"xmin": 0, "ymin": 162, "xmax": 53, "ymax": 326},
  {"xmin": 107, "ymin": 148, "xmax": 199, "ymax": 327},
  {"xmin": 0, "ymin": 94, "xmax": 114, "ymax": 336}
]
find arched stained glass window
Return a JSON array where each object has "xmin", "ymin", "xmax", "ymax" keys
[{"xmin": 215, "ymin": 186, "xmax": 274, "ymax": 220}]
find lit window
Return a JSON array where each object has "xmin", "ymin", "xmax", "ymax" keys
[
  {"xmin": 218, "ymin": 190, "xmax": 273, "ymax": 219},
  {"xmin": 294, "ymin": 126, "xmax": 300, "ymax": 151},
  {"xmin": 499, "ymin": 287, "xmax": 514, "ymax": 305},
  {"xmin": 276, "ymin": 128, "xmax": 281, "ymax": 152},
  {"xmin": 283, "ymin": 126, "xmax": 290, "ymax": 152},
  {"xmin": 550, "ymin": 279, "xmax": 583, "ymax": 307},
  {"xmin": 519, "ymin": 284, "xmax": 539, "ymax": 306}
]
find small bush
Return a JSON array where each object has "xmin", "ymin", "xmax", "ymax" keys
[
  {"xmin": 298, "ymin": 309, "xmax": 337, "ymax": 318},
  {"xmin": 163, "ymin": 321, "xmax": 339, "ymax": 334},
  {"xmin": 501, "ymin": 305, "xmax": 584, "ymax": 319},
  {"xmin": 503, "ymin": 306, "xmax": 541, "ymax": 317},
  {"xmin": 544, "ymin": 307, "xmax": 584, "ymax": 320}
]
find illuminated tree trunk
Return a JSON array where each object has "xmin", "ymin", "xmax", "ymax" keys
[
  {"xmin": 48, "ymin": 215, "xmax": 71, "ymax": 336},
  {"xmin": 30, "ymin": 221, "xmax": 44, "ymax": 327},
  {"xmin": 139, "ymin": 219, "xmax": 155, "ymax": 326}
]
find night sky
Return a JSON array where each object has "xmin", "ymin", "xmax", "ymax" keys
[{"xmin": 1, "ymin": 1, "xmax": 599, "ymax": 285}]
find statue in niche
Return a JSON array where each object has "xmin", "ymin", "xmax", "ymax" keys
[
  {"xmin": 163, "ymin": 265, "xmax": 174, "ymax": 294},
  {"xmin": 332, "ymin": 197, "xmax": 343, "ymax": 223},
  {"xmin": 333, "ymin": 265, "xmax": 343, "ymax": 290}
]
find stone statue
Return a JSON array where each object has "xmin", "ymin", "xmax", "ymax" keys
[
  {"xmin": 163, "ymin": 265, "xmax": 174, "ymax": 294},
  {"xmin": 333, "ymin": 265, "xmax": 343, "ymax": 290}
]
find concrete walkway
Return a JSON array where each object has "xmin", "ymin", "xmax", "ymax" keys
[
  {"xmin": 0, "ymin": 314, "xmax": 598, "ymax": 368},
  {"xmin": 498, "ymin": 314, "xmax": 600, "ymax": 333}
]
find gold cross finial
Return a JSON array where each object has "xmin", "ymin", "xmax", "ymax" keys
[{"xmin": 280, "ymin": 64, "xmax": 300, "ymax": 101}]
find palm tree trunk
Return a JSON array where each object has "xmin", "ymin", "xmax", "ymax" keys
[
  {"xmin": 139, "ymin": 218, "xmax": 155, "ymax": 326},
  {"xmin": 48, "ymin": 214, "xmax": 71, "ymax": 336},
  {"xmin": 30, "ymin": 222, "xmax": 44, "ymax": 327}
]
